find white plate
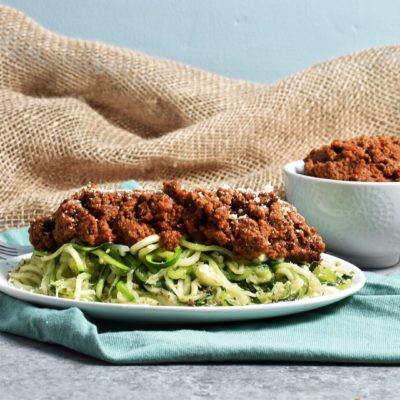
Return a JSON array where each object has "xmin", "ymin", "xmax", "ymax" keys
[{"xmin": 0, "ymin": 253, "xmax": 365, "ymax": 323}]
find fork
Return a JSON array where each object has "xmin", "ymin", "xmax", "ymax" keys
[{"xmin": 0, "ymin": 241, "xmax": 33, "ymax": 259}]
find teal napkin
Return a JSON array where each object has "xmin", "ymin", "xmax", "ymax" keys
[{"xmin": 1, "ymin": 195, "xmax": 400, "ymax": 364}]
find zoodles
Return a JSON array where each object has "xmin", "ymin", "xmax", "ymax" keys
[{"xmin": 8, "ymin": 235, "xmax": 353, "ymax": 306}]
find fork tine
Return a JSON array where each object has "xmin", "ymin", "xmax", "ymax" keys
[
  {"xmin": 0, "ymin": 252, "xmax": 18, "ymax": 259},
  {"xmin": 0, "ymin": 241, "xmax": 34, "ymax": 258},
  {"xmin": 0, "ymin": 242, "xmax": 30, "ymax": 250},
  {"xmin": 0, "ymin": 250, "xmax": 18, "ymax": 257},
  {"xmin": 0, "ymin": 247, "xmax": 18, "ymax": 255},
  {"xmin": 0, "ymin": 243, "xmax": 17, "ymax": 249},
  {"xmin": 0, "ymin": 247, "xmax": 17, "ymax": 254},
  {"xmin": 0, "ymin": 243, "xmax": 18, "ymax": 250}
]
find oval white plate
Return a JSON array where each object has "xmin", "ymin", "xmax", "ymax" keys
[{"xmin": 0, "ymin": 253, "xmax": 365, "ymax": 323}]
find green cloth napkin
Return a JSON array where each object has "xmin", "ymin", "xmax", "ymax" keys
[{"xmin": 1, "ymin": 193, "xmax": 400, "ymax": 364}]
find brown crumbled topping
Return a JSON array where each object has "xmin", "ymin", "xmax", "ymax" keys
[
  {"xmin": 304, "ymin": 135, "xmax": 400, "ymax": 182},
  {"xmin": 29, "ymin": 181, "xmax": 325, "ymax": 261}
]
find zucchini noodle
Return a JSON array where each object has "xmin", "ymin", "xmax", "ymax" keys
[{"xmin": 8, "ymin": 237, "xmax": 353, "ymax": 306}]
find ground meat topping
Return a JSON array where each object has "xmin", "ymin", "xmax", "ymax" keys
[
  {"xmin": 304, "ymin": 135, "xmax": 400, "ymax": 182},
  {"xmin": 29, "ymin": 181, "xmax": 325, "ymax": 262}
]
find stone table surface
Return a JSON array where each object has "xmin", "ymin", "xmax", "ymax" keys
[{"xmin": 1, "ymin": 260, "xmax": 399, "ymax": 400}]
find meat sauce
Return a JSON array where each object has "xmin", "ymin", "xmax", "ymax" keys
[
  {"xmin": 30, "ymin": 181, "xmax": 325, "ymax": 262},
  {"xmin": 304, "ymin": 135, "xmax": 400, "ymax": 182}
]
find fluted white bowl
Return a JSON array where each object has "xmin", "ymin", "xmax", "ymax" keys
[{"xmin": 284, "ymin": 160, "xmax": 400, "ymax": 269}]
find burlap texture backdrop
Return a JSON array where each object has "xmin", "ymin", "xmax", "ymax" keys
[{"xmin": 0, "ymin": 6, "xmax": 399, "ymax": 231}]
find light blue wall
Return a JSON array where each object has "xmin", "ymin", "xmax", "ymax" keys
[{"xmin": 3, "ymin": 0, "xmax": 400, "ymax": 84}]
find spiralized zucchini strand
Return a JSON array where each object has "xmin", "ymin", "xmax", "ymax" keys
[{"xmin": 8, "ymin": 236, "xmax": 353, "ymax": 306}]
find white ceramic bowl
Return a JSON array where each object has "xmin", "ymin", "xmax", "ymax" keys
[{"xmin": 284, "ymin": 160, "xmax": 400, "ymax": 269}]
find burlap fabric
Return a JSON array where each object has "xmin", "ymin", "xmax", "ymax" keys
[{"xmin": 1, "ymin": 6, "xmax": 399, "ymax": 231}]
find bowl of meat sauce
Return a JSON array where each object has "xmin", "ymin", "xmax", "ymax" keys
[{"xmin": 284, "ymin": 135, "xmax": 400, "ymax": 269}]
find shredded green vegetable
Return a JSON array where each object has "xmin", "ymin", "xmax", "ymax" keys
[{"xmin": 8, "ymin": 236, "xmax": 353, "ymax": 306}]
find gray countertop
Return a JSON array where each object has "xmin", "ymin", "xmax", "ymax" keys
[{"xmin": 1, "ymin": 260, "xmax": 399, "ymax": 400}]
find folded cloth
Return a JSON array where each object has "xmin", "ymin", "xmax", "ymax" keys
[{"xmin": 1, "ymin": 227, "xmax": 400, "ymax": 365}]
